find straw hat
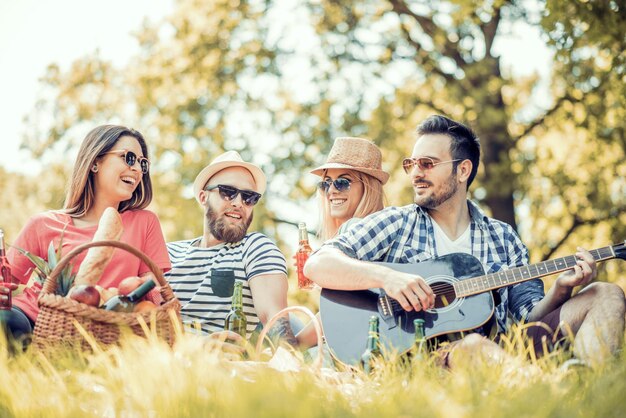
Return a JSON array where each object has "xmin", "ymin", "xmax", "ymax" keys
[
  {"xmin": 310, "ymin": 137, "xmax": 389, "ymax": 184},
  {"xmin": 193, "ymin": 150, "xmax": 266, "ymax": 202}
]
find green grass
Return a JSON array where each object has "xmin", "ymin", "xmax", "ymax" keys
[{"xmin": 1, "ymin": 327, "xmax": 625, "ymax": 418}]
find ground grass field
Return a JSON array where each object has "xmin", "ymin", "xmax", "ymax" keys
[{"xmin": 1, "ymin": 323, "xmax": 625, "ymax": 418}]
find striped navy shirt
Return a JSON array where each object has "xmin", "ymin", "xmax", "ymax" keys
[
  {"xmin": 324, "ymin": 200, "xmax": 545, "ymax": 333},
  {"xmin": 166, "ymin": 233, "xmax": 287, "ymax": 336}
]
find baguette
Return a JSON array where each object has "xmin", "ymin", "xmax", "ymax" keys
[{"xmin": 74, "ymin": 207, "xmax": 124, "ymax": 286}]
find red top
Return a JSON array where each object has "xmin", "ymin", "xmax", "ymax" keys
[{"xmin": 7, "ymin": 209, "xmax": 171, "ymax": 321}]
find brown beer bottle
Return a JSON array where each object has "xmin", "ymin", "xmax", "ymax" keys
[{"xmin": 296, "ymin": 222, "xmax": 314, "ymax": 290}]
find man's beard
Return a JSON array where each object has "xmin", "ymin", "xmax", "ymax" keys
[
  {"xmin": 413, "ymin": 172, "xmax": 458, "ymax": 209},
  {"xmin": 205, "ymin": 203, "xmax": 253, "ymax": 243}
]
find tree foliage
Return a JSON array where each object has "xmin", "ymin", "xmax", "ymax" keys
[
  {"xmin": 8, "ymin": 0, "xmax": 625, "ymax": 287},
  {"xmin": 0, "ymin": 164, "xmax": 67, "ymax": 241}
]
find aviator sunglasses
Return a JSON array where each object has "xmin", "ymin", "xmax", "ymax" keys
[
  {"xmin": 204, "ymin": 184, "xmax": 262, "ymax": 207},
  {"xmin": 104, "ymin": 149, "xmax": 150, "ymax": 174},
  {"xmin": 317, "ymin": 177, "xmax": 358, "ymax": 194},
  {"xmin": 402, "ymin": 157, "xmax": 461, "ymax": 174}
]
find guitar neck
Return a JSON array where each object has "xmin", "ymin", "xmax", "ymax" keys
[{"xmin": 454, "ymin": 245, "xmax": 617, "ymax": 298}]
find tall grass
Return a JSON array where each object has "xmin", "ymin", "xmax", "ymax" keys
[{"xmin": 1, "ymin": 326, "xmax": 625, "ymax": 418}]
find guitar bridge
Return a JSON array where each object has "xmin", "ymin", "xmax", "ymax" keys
[
  {"xmin": 378, "ymin": 294, "xmax": 397, "ymax": 329},
  {"xmin": 379, "ymin": 296, "xmax": 391, "ymax": 316}
]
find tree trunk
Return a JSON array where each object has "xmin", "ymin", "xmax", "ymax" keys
[
  {"xmin": 484, "ymin": 189, "xmax": 518, "ymax": 231},
  {"xmin": 467, "ymin": 59, "xmax": 519, "ymax": 231},
  {"xmin": 476, "ymin": 111, "xmax": 518, "ymax": 231}
]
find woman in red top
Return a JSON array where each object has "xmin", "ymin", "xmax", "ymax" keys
[{"xmin": 1, "ymin": 125, "xmax": 170, "ymax": 348}]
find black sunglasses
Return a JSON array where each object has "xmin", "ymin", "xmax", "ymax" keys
[
  {"xmin": 104, "ymin": 149, "xmax": 150, "ymax": 174},
  {"xmin": 205, "ymin": 184, "xmax": 262, "ymax": 207},
  {"xmin": 317, "ymin": 177, "xmax": 356, "ymax": 194}
]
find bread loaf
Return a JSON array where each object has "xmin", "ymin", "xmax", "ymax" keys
[{"xmin": 74, "ymin": 207, "xmax": 124, "ymax": 286}]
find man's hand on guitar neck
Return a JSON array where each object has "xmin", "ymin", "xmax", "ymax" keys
[
  {"xmin": 555, "ymin": 247, "xmax": 598, "ymax": 293},
  {"xmin": 528, "ymin": 247, "xmax": 598, "ymax": 322}
]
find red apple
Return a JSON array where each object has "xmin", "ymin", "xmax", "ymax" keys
[
  {"xmin": 118, "ymin": 276, "xmax": 145, "ymax": 296},
  {"xmin": 69, "ymin": 285, "xmax": 101, "ymax": 307}
]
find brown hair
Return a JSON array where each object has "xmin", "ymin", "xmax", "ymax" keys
[
  {"xmin": 63, "ymin": 125, "xmax": 153, "ymax": 216},
  {"xmin": 317, "ymin": 170, "xmax": 385, "ymax": 241},
  {"xmin": 416, "ymin": 115, "xmax": 480, "ymax": 189}
]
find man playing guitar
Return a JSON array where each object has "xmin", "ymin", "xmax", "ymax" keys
[{"xmin": 304, "ymin": 115, "xmax": 625, "ymax": 368}]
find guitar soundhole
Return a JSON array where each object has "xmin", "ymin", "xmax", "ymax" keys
[{"xmin": 432, "ymin": 282, "xmax": 457, "ymax": 309}]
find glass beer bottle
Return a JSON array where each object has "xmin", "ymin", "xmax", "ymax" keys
[
  {"xmin": 413, "ymin": 318, "xmax": 427, "ymax": 361},
  {"xmin": 224, "ymin": 281, "xmax": 247, "ymax": 338},
  {"xmin": 296, "ymin": 222, "xmax": 314, "ymax": 290},
  {"xmin": 0, "ymin": 229, "xmax": 17, "ymax": 311},
  {"xmin": 103, "ymin": 279, "xmax": 156, "ymax": 312},
  {"xmin": 360, "ymin": 315, "xmax": 381, "ymax": 374}
]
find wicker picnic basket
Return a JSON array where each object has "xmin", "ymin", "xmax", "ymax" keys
[{"xmin": 32, "ymin": 240, "xmax": 181, "ymax": 349}]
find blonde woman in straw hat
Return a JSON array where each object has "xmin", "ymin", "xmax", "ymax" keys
[
  {"xmin": 296, "ymin": 137, "xmax": 389, "ymax": 350},
  {"xmin": 311, "ymin": 137, "xmax": 389, "ymax": 241}
]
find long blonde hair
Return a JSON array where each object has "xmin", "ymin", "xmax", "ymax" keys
[
  {"xmin": 63, "ymin": 125, "xmax": 153, "ymax": 216},
  {"xmin": 317, "ymin": 170, "xmax": 385, "ymax": 241}
]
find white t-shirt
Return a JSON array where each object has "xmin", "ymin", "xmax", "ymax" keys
[
  {"xmin": 166, "ymin": 233, "xmax": 287, "ymax": 336},
  {"xmin": 431, "ymin": 219, "xmax": 471, "ymax": 256}
]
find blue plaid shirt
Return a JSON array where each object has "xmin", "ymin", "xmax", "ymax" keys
[{"xmin": 323, "ymin": 201, "xmax": 545, "ymax": 333}]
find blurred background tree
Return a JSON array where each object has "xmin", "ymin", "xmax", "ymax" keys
[{"xmin": 7, "ymin": 0, "xmax": 625, "ymax": 301}]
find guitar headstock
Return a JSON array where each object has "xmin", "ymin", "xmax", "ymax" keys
[{"xmin": 614, "ymin": 241, "xmax": 626, "ymax": 261}]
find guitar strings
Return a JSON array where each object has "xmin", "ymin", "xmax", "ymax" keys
[
  {"xmin": 381, "ymin": 281, "xmax": 490, "ymax": 297},
  {"xmin": 383, "ymin": 246, "xmax": 615, "ymax": 308},
  {"xmin": 428, "ymin": 284, "xmax": 455, "ymax": 292},
  {"xmin": 388, "ymin": 291, "xmax": 458, "ymax": 308}
]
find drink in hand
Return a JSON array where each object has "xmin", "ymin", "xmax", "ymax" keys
[{"xmin": 296, "ymin": 222, "xmax": 314, "ymax": 290}]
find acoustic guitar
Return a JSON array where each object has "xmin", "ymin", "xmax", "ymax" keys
[{"xmin": 319, "ymin": 242, "xmax": 626, "ymax": 366}]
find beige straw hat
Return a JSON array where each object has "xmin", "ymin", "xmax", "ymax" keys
[
  {"xmin": 193, "ymin": 150, "xmax": 266, "ymax": 202},
  {"xmin": 310, "ymin": 137, "xmax": 389, "ymax": 184}
]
